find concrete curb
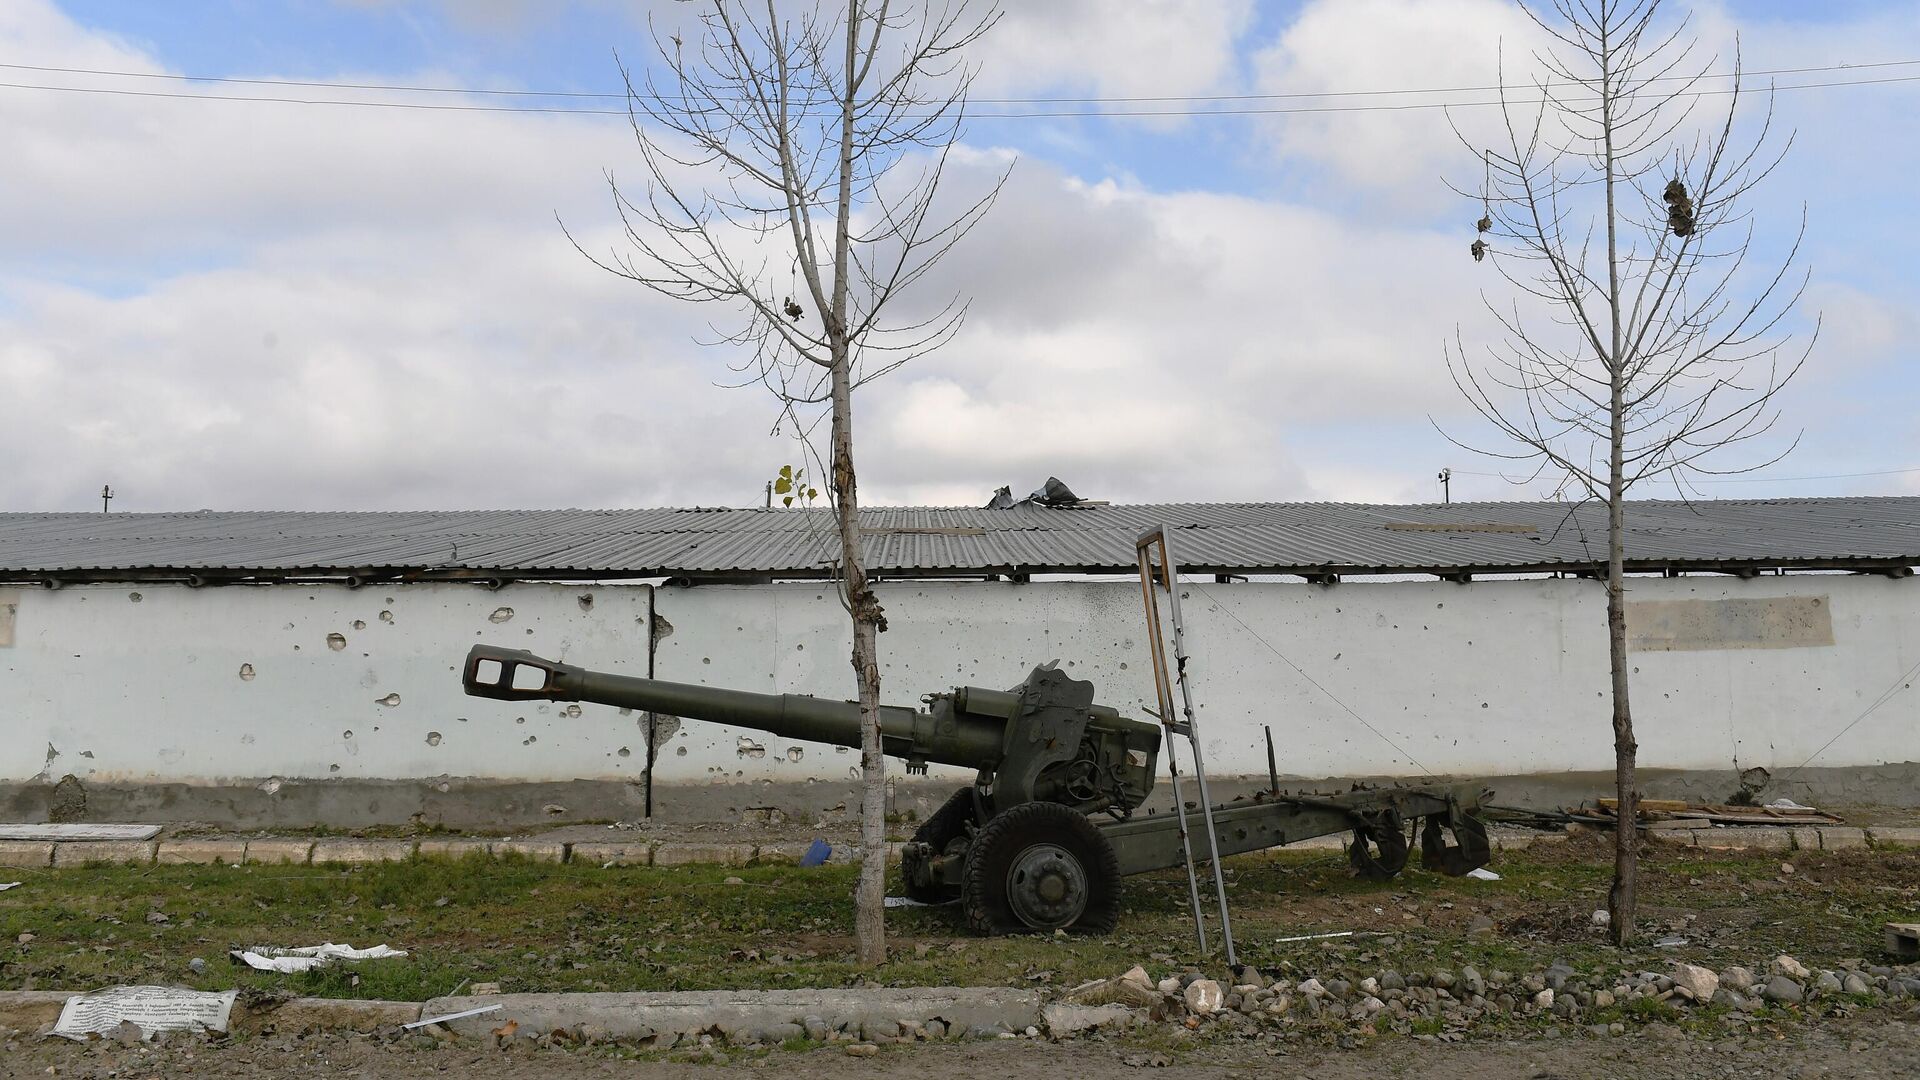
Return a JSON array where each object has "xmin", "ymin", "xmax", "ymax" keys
[
  {"xmin": 22, "ymin": 822, "xmax": 1920, "ymax": 869},
  {"xmin": 418, "ymin": 987, "xmax": 1045, "ymax": 1045},
  {"xmin": 0, "ymin": 988, "xmax": 1043, "ymax": 1046}
]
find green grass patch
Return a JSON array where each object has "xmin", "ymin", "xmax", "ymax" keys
[{"xmin": 2, "ymin": 840, "xmax": 1913, "ymax": 1001}]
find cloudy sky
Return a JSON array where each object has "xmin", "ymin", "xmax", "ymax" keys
[{"xmin": 2, "ymin": 0, "xmax": 1915, "ymax": 512}]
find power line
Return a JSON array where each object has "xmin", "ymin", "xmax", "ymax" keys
[
  {"xmin": 1, "ymin": 70, "xmax": 1918, "ymax": 119},
  {"xmin": 2, "ymin": 56, "xmax": 1915, "ymax": 105},
  {"xmin": 1455, "ymin": 465, "xmax": 1920, "ymax": 485},
  {"xmin": 1778, "ymin": 653, "xmax": 1920, "ymax": 783}
]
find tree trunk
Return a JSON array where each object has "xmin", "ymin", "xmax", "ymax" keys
[
  {"xmin": 1599, "ymin": 10, "xmax": 1638, "ymax": 948},
  {"xmin": 834, "ymin": 1, "xmax": 887, "ymax": 968}
]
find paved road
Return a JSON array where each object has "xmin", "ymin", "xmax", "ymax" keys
[{"xmin": 6, "ymin": 1018, "xmax": 1919, "ymax": 1080}]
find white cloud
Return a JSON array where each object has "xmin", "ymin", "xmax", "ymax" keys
[{"xmin": 975, "ymin": 0, "xmax": 1255, "ymax": 101}]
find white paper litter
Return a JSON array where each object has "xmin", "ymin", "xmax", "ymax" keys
[
  {"xmin": 0, "ymin": 882, "xmax": 20, "ymax": 892},
  {"xmin": 883, "ymin": 896, "xmax": 954, "ymax": 908},
  {"xmin": 1765, "ymin": 797, "xmax": 1816, "ymax": 811},
  {"xmin": 404, "ymin": 1004, "xmax": 503, "ymax": 1030},
  {"xmin": 0, "ymin": 823, "xmax": 162, "ymax": 841},
  {"xmin": 1466, "ymin": 867, "xmax": 1502, "ymax": 880},
  {"xmin": 232, "ymin": 942, "xmax": 409, "ymax": 973},
  {"xmin": 52, "ymin": 986, "xmax": 239, "ymax": 1041}
]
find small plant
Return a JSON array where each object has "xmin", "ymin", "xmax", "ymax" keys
[{"xmin": 771, "ymin": 464, "xmax": 818, "ymax": 508}]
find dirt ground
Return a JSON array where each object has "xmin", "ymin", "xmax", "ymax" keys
[{"xmin": 6, "ymin": 1018, "xmax": 1919, "ymax": 1080}]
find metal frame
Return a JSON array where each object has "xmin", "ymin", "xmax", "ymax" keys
[{"xmin": 1135, "ymin": 525, "xmax": 1237, "ymax": 966}]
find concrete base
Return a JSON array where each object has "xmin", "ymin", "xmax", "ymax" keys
[
  {"xmin": 2, "ymin": 761, "xmax": 1915, "ymax": 832},
  {"xmin": 418, "ymin": 987, "xmax": 1044, "ymax": 1044}
]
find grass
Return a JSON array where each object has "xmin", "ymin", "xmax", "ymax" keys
[{"xmin": 2, "ymin": 838, "xmax": 1915, "ymax": 1005}]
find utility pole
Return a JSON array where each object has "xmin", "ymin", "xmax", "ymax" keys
[
  {"xmin": 1437, "ymin": 468, "xmax": 1451, "ymax": 504},
  {"xmin": 100, "ymin": 485, "xmax": 114, "ymax": 513}
]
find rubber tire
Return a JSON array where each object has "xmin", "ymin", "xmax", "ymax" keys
[
  {"xmin": 1348, "ymin": 809, "xmax": 1410, "ymax": 881},
  {"xmin": 961, "ymin": 802, "xmax": 1121, "ymax": 935},
  {"xmin": 902, "ymin": 786, "xmax": 977, "ymax": 903}
]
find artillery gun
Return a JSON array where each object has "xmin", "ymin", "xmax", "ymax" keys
[{"xmin": 462, "ymin": 644, "xmax": 1491, "ymax": 936}]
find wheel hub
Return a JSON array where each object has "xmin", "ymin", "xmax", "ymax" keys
[{"xmin": 1005, "ymin": 843, "xmax": 1088, "ymax": 929}]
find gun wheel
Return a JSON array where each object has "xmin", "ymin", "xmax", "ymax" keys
[
  {"xmin": 901, "ymin": 786, "xmax": 977, "ymax": 904},
  {"xmin": 1347, "ymin": 807, "xmax": 1410, "ymax": 880},
  {"xmin": 1419, "ymin": 811, "xmax": 1492, "ymax": 876},
  {"xmin": 962, "ymin": 802, "xmax": 1120, "ymax": 935}
]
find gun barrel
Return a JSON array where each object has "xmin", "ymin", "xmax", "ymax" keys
[{"xmin": 463, "ymin": 644, "xmax": 1002, "ymax": 769}]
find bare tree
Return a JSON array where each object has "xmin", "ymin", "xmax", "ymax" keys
[
  {"xmin": 1444, "ymin": 0, "xmax": 1812, "ymax": 945},
  {"xmin": 570, "ymin": 1, "xmax": 1004, "ymax": 964}
]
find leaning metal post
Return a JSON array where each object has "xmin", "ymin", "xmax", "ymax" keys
[
  {"xmin": 1136, "ymin": 539, "xmax": 1208, "ymax": 954},
  {"xmin": 1136, "ymin": 526, "xmax": 1238, "ymax": 967}
]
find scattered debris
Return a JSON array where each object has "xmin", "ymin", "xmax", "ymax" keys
[
  {"xmin": 884, "ymin": 895, "xmax": 953, "ymax": 908},
  {"xmin": 1274, "ymin": 930, "xmax": 1363, "ymax": 944},
  {"xmin": 0, "ymin": 881, "xmax": 20, "ymax": 891},
  {"xmin": 1884, "ymin": 923, "xmax": 1919, "ymax": 962},
  {"xmin": 403, "ymin": 1004, "xmax": 502, "ymax": 1031},
  {"xmin": 231, "ymin": 943, "xmax": 408, "ymax": 973},
  {"xmin": 799, "ymin": 839, "xmax": 831, "ymax": 867},
  {"xmin": 1466, "ymin": 867, "xmax": 1501, "ymax": 881},
  {"xmin": 1566, "ymin": 798, "xmax": 1842, "ymax": 828},
  {"xmin": 51, "ymin": 985, "xmax": 239, "ymax": 1041}
]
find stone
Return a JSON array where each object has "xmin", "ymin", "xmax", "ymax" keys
[
  {"xmin": 1041, "ymin": 1003, "xmax": 1136, "ymax": 1038},
  {"xmin": 1064, "ymin": 976, "xmax": 1158, "ymax": 1009},
  {"xmin": 1296, "ymin": 978, "xmax": 1326, "ymax": 998},
  {"xmin": 1842, "ymin": 973, "xmax": 1872, "ymax": 995},
  {"xmin": 1468, "ymin": 914, "xmax": 1496, "ymax": 936},
  {"xmin": 1155, "ymin": 977, "xmax": 1182, "ymax": 995},
  {"xmin": 1324, "ymin": 979, "xmax": 1352, "ymax": 999},
  {"xmin": 309, "ymin": 840, "xmax": 414, "ymax": 864},
  {"xmin": 1869, "ymin": 826, "xmax": 1920, "ymax": 848},
  {"xmin": 860, "ymin": 1019, "xmax": 900, "ymax": 1041},
  {"xmin": 652, "ymin": 843, "xmax": 755, "ymax": 867},
  {"xmin": 0, "ymin": 841, "xmax": 55, "ymax": 868},
  {"xmin": 156, "ymin": 840, "xmax": 248, "ymax": 865},
  {"xmin": 1378, "ymin": 970, "xmax": 1406, "ymax": 991},
  {"xmin": 188, "ymin": 957, "xmax": 207, "ymax": 975},
  {"xmin": 1762, "ymin": 976, "xmax": 1804, "ymax": 1005},
  {"xmin": 1815, "ymin": 971, "xmax": 1843, "ymax": 994},
  {"xmin": 1771, "ymin": 955, "xmax": 1810, "ymax": 980},
  {"xmin": 491, "ymin": 841, "xmax": 565, "ymax": 863},
  {"xmin": 1532, "ymin": 989, "xmax": 1554, "ymax": 1010},
  {"xmin": 844, "ymin": 1043, "xmax": 878, "ymax": 1057},
  {"xmin": 1721, "ymin": 966, "xmax": 1756, "ymax": 991},
  {"xmin": 243, "ymin": 839, "xmax": 313, "ymax": 865},
  {"xmin": 114, "ymin": 1020, "xmax": 145, "ymax": 1047},
  {"xmin": 1818, "ymin": 827, "xmax": 1867, "ymax": 850},
  {"xmin": 414, "ymin": 840, "xmax": 493, "ymax": 861},
  {"xmin": 1671, "ymin": 964, "xmax": 1719, "ymax": 1002},
  {"xmin": 1120, "ymin": 966, "xmax": 1152, "ymax": 990},
  {"xmin": 923, "ymin": 1019, "xmax": 946, "ymax": 1039},
  {"xmin": 1592, "ymin": 989, "xmax": 1615, "ymax": 1008},
  {"xmin": 1459, "ymin": 966, "xmax": 1487, "ymax": 997},
  {"xmin": 52, "ymin": 841, "xmax": 156, "ymax": 867},
  {"xmin": 1710, "ymin": 988, "xmax": 1744, "ymax": 1009},
  {"xmin": 1183, "ymin": 980, "xmax": 1223, "ymax": 1016},
  {"xmin": 802, "ymin": 1016, "xmax": 829, "ymax": 1041}
]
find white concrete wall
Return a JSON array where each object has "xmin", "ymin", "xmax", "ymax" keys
[
  {"xmin": 3, "ymin": 574, "xmax": 1915, "ymax": 789},
  {"xmin": 0, "ymin": 582, "xmax": 652, "ymax": 785},
  {"xmin": 650, "ymin": 575, "xmax": 1920, "ymax": 783}
]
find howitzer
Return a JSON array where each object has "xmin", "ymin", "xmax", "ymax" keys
[{"xmin": 462, "ymin": 644, "xmax": 1491, "ymax": 935}]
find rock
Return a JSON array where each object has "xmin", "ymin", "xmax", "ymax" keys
[
  {"xmin": 1771, "ymin": 955, "xmax": 1810, "ymax": 980},
  {"xmin": 188, "ymin": 957, "xmax": 207, "ymax": 975},
  {"xmin": 1593, "ymin": 989, "xmax": 1615, "ymax": 1008},
  {"xmin": 1532, "ymin": 989, "xmax": 1554, "ymax": 1010},
  {"xmin": 1671, "ymin": 963, "xmax": 1719, "ymax": 1002},
  {"xmin": 860, "ymin": 1019, "xmax": 900, "ymax": 1041},
  {"xmin": 1431, "ymin": 970, "xmax": 1455, "ymax": 990},
  {"xmin": 1297, "ymin": 978, "xmax": 1327, "ymax": 998},
  {"xmin": 1842, "ymin": 973, "xmax": 1872, "ymax": 996},
  {"xmin": 1815, "ymin": 971, "xmax": 1843, "ymax": 994},
  {"xmin": 1358, "ymin": 977, "xmax": 1379, "ymax": 996},
  {"xmin": 1065, "ymin": 976, "xmax": 1159, "ymax": 1008},
  {"xmin": 1544, "ymin": 963, "xmax": 1576, "ymax": 992},
  {"xmin": 923, "ymin": 1019, "xmax": 946, "ymax": 1039},
  {"xmin": 1357, "ymin": 995, "xmax": 1384, "ymax": 1015},
  {"xmin": 114, "ymin": 1020, "xmax": 144, "ymax": 1047},
  {"xmin": 1459, "ymin": 966, "xmax": 1487, "ymax": 997},
  {"xmin": 1762, "ymin": 976, "xmax": 1804, "ymax": 1004},
  {"xmin": 1379, "ymin": 970, "xmax": 1406, "ymax": 991},
  {"xmin": 1591, "ymin": 909, "xmax": 1611, "ymax": 928},
  {"xmin": 1711, "ymin": 988, "xmax": 1744, "ymax": 1009},
  {"xmin": 1324, "ymin": 979, "xmax": 1352, "ymax": 999},
  {"xmin": 1043, "ymin": 1004, "xmax": 1136, "ymax": 1039},
  {"xmin": 844, "ymin": 1043, "xmax": 879, "ymax": 1057},
  {"xmin": 1720, "ymin": 966, "xmax": 1756, "ymax": 991},
  {"xmin": 1156, "ymin": 977, "xmax": 1182, "ymax": 995},
  {"xmin": 1468, "ymin": 914, "xmax": 1495, "ymax": 936},
  {"xmin": 1120, "ymin": 966, "xmax": 1152, "ymax": 990},
  {"xmin": 1183, "ymin": 980, "xmax": 1223, "ymax": 1016},
  {"xmin": 471, "ymin": 982, "xmax": 502, "ymax": 996}
]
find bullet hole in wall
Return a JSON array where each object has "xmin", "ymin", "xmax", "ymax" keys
[
  {"xmin": 377, "ymin": 693, "xmax": 401, "ymax": 706},
  {"xmin": 129, "ymin": 592, "xmax": 142, "ymax": 603},
  {"xmin": 327, "ymin": 633, "xmax": 347, "ymax": 651},
  {"xmin": 352, "ymin": 620, "xmax": 366, "ymax": 630},
  {"xmin": 618, "ymin": 746, "xmax": 631, "ymax": 757},
  {"xmin": 342, "ymin": 730, "xmax": 353, "ymax": 739},
  {"xmin": 238, "ymin": 663, "xmax": 255, "ymax": 681},
  {"xmin": 489, "ymin": 607, "xmax": 514, "ymax": 624},
  {"xmin": 426, "ymin": 732, "xmax": 442, "ymax": 746},
  {"xmin": 379, "ymin": 610, "xmax": 394, "ymax": 623}
]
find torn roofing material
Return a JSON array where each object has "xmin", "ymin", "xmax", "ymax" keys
[{"xmin": 1, "ymin": 497, "xmax": 1917, "ymax": 584}]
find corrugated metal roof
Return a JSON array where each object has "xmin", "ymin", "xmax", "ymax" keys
[{"xmin": 2, "ymin": 497, "xmax": 1917, "ymax": 582}]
